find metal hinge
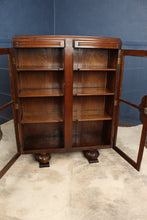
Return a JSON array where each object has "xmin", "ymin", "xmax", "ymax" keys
[
  {"xmin": 12, "ymin": 57, "xmax": 16, "ymax": 65},
  {"xmin": 117, "ymin": 57, "xmax": 121, "ymax": 65},
  {"xmin": 15, "ymin": 103, "xmax": 19, "ymax": 110},
  {"xmin": 114, "ymin": 100, "xmax": 118, "ymax": 106},
  {"xmin": 144, "ymin": 107, "xmax": 147, "ymax": 115},
  {"xmin": 15, "ymin": 42, "xmax": 19, "ymax": 47}
]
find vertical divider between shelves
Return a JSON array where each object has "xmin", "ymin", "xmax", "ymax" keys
[{"xmin": 64, "ymin": 39, "xmax": 73, "ymax": 150}]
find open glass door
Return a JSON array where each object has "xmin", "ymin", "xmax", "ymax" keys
[
  {"xmin": 113, "ymin": 50, "xmax": 147, "ymax": 171},
  {"xmin": 0, "ymin": 48, "xmax": 21, "ymax": 179}
]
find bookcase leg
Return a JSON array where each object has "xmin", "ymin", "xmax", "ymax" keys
[
  {"xmin": 35, "ymin": 153, "xmax": 51, "ymax": 168},
  {"xmin": 83, "ymin": 150, "xmax": 99, "ymax": 163}
]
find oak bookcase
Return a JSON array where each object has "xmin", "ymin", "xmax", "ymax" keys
[
  {"xmin": 10, "ymin": 36, "xmax": 121, "ymax": 166},
  {"xmin": 1, "ymin": 36, "xmax": 146, "ymax": 176}
]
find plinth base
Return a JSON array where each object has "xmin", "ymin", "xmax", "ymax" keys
[
  {"xmin": 83, "ymin": 150, "xmax": 99, "ymax": 163},
  {"xmin": 35, "ymin": 153, "xmax": 51, "ymax": 168}
]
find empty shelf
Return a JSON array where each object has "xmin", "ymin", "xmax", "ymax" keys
[
  {"xmin": 17, "ymin": 67, "xmax": 64, "ymax": 71},
  {"xmin": 73, "ymin": 88, "xmax": 114, "ymax": 96},
  {"xmin": 19, "ymin": 89, "xmax": 64, "ymax": 97},
  {"xmin": 73, "ymin": 112, "xmax": 112, "ymax": 121}
]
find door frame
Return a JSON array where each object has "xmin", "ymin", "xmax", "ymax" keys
[
  {"xmin": 113, "ymin": 49, "xmax": 147, "ymax": 171},
  {"xmin": 0, "ymin": 48, "xmax": 21, "ymax": 179}
]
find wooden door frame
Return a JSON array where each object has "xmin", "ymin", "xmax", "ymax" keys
[
  {"xmin": 113, "ymin": 49, "xmax": 147, "ymax": 171},
  {"xmin": 0, "ymin": 48, "xmax": 21, "ymax": 179}
]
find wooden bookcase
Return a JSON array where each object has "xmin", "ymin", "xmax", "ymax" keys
[
  {"xmin": 10, "ymin": 36, "xmax": 121, "ymax": 166},
  {"xmin": 1, "ymin": 36, "xmax": 147, "ymax": 176}
]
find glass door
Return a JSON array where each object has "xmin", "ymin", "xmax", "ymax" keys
[
  {"xmin": 12, "ymin": 37, "xmax": 66, "ymax": 167},
  {"xmin": 0, "ymin": 48, "xmax": 20, "ymax": 179},
  {"xmin": 72, "ymin": 40, "xmax": 119, "ymax": 151},
  {"xmin": 113, "ymin": 49, "xmax": 147, "ymax": 171}
]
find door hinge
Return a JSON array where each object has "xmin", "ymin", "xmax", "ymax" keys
[
  {"xmin": 114, "ymin": 100, "xmax": 118, "ymax": 106},
  {"xmin": 15, "ymin": 103, "xmax": 19, "ymax": 110},
  {"xmin": 12, "ymin": 57, "xmax": 16, "ymax": 65},
  {"xmin": 144, "ymin": 107, "xmax": 147, "ymax": 115},
  {"xmin": 117, "ymin": 57, "xmax": 121, "ymax": 65}
]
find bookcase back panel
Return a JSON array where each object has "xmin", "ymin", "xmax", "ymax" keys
[
  {"xmin": 15, "ymin": 48, "xmax": 64, "ymax": 69},
  {"xmin": 73, "ymin": 48, "xmax": 108, "ymax": 69},
  {"xmin": 73, "ymin": 96, "xmax": 106, "ymax": 119},
  {"xmin": 108, "ymin": 49, "xmax": 119, "ymax": 69},
  {"xmin": 73, "ymin": 48, "xmax": 119, "ymax": 70},
  {"xmin": 73, "ymin": 71, "xmax": 107, "ymax": 89},
  {"xmin": 103, "ymin": 121, "xmax": 112, "ymax": 145},
  {"xmin": 105, "ymin": 96, "xmax": 114, "ymax": 116},
  {"xmin": 20, "ymin": 97, "xmax": 64, "ymax": 123},
  {"xmin": 107, "ymin": 72, "xmax": 116, "ymax": 92},
  {"xmin": 19, "ymin": 71, "xmax": 64, "ymax": 90},
  {"xmin": 22, "ymin": 122, "xmax": 64, "ymax": 150},
  {"xmin": 72, "ymin": 121, "xmax": 111, "ymax": 147}
]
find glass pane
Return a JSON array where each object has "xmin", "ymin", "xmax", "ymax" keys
[
  {"xmin": 122, "ymin": 56, "xmax": 147, "ymax": 116},
  {"xmin": 116, "ymin": 102, "xmax": 142, "ymax": 161},
  {"xmin": 116, "ymin": 54, "xmax": 147, "ymax": 161},
  {"xmin": 0, "ymin": 54, "xmax": 11, "ymax": 107},
  {"xmin": 0, "ymin": 105, "xmax": 17, "ymax": 172}
]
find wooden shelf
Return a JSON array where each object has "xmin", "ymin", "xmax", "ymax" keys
[
  {"xmin": 19, "ymin": 89, "xmax": 64, "ymax": 97},
  {"xmin": 73, "ymin": 112, "xmax": 112, "ymax": 122},
  {"xmin": 73, "ymin": 68, "xmax": 116, "ymax": 71},
  {"xmin": 21, "ymin": 115, "xmax": 63, "ymax": 124},
  {"xmin": 72, "ymin": 145, "xmax": 111, "ymax": 150},
  {"xmin": 17, "ymin": 67, "xmax": 64, "ymax": 71},
  {"xmin": 73, "ymin": 88, "xmax": 114, "ymax": 96}
]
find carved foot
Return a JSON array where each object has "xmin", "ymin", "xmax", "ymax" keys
[
  {"xmin": 35, "ymin": 153, "xmax": 51, "ymax": 168},
  {"xmin": 83, "ymin": 150, "xmax": 99, "ymax": 163}
]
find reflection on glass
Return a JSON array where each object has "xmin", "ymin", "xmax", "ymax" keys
[
  {"xmin": 0, "ymin": 119, "xmax": 17, "ymax": 171},
  {"xmin": 116, "ymin": 123, "xmax": 142, "ymax": 161},
  {"xmin": 116, "ymin": 101, "xmax": 142, "ymax": 161}
]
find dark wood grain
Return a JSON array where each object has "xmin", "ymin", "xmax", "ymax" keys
[
  {"xmin": 13, "ymin": 38, "xmax": 65, "ymax": 48},
  {"xmin": 12, "ymin": 35, "xmax": 121, "ymax": 49},
  {"xmin": 0, "ymin": 153, "xmax": 20, "ymax": 179},
  {"xmin": 74, "ymin": 40, "xmax": 121, "ymax": 49},
  {"xmin": 0, "ymin": 101, "xmax": 13, "ymax": 111},
  {"xmin": 113, "ymin": 50, "xmax": 125, "ymax": 148},
  {"xmin": 0, "ymin": 48, "xmax": 9, "ymax": 55},
  {"xmin": 22, "ymin": 145, "xmax": 111, "ymax": 154},
  {"xmin": 122, "ymin": 49, "xmax": 147, "ymax": 57},
  {"xmin": 120, "ymin": 98, "xmax": 139, "ymax": 109}
]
